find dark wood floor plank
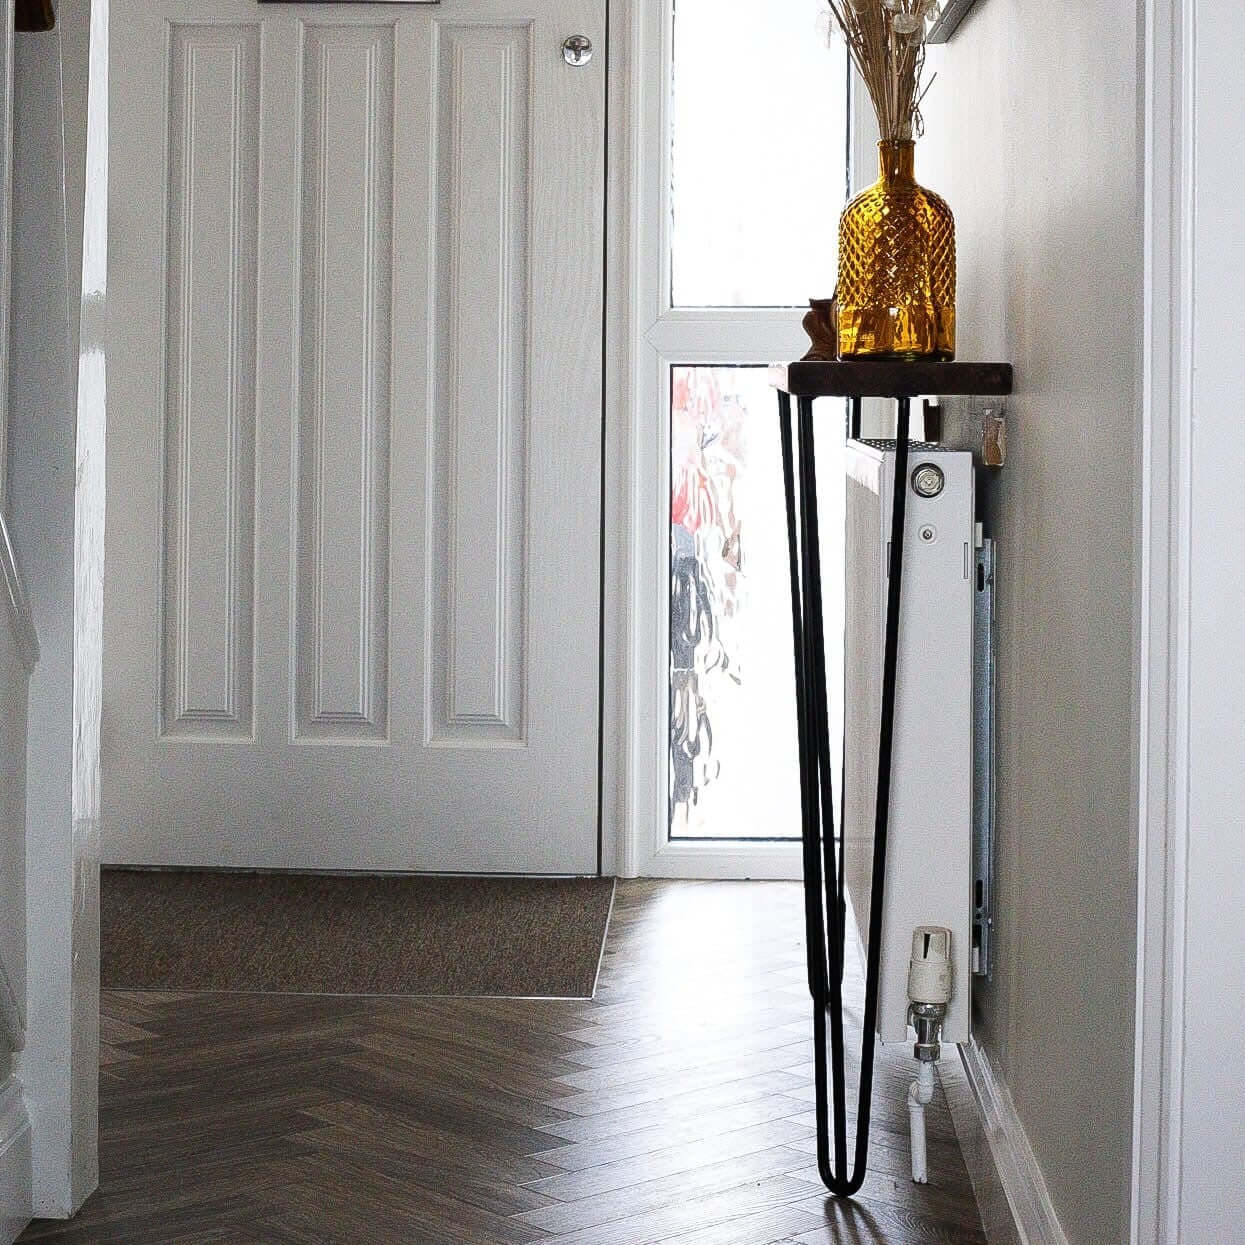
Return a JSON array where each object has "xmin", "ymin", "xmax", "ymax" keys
[
  {"xmin": 523, "ymin": 1116, "xmax": 813, "ymax": 1201},
  {"xmin": 18, "ymin": 880, "xmax": 986, "ymax": 1245},
  {"xmin": 529, "ymin": 1091, "xmax": 815, "ymax": 1170},
  {"xmin": 650, "ymin": 1203, "xmax": 827, "ymax": 1245},
  {"xmin": 516, "ymin": 1145, "xmax": 815, "ymax": 1235},
  {"xmin": 539, "ymin": 1171, "xmax": 822, "ymax": 1245}
]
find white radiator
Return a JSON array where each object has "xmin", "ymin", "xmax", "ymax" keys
[{"xmin": 842, "ymin": 441, "xmax": 974, "ymax": 1045}]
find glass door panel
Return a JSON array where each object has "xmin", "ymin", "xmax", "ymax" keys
[{"xmin": 669, "ymin": 366, "xmax": 803, "ymax": 840}]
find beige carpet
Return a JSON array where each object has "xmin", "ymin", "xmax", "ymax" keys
[{"xmin": 102, "ymin": 869, "xmax": 615, "ymax": 998}]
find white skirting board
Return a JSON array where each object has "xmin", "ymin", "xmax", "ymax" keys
[
  {"xmin": 0, "ymin": 1081, "xmax": 31, "ymax": 1244},
  {"xmin": 940, "ymin": 1037, "xmax": 1070, "ymax": 1245}
]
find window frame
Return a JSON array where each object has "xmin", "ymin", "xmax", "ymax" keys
[{"xmin": 615, "ymin": 0, "xmax": 854, "ymax": 878}]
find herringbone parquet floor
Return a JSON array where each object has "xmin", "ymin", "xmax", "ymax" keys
[{"xmin": 19, "ymin": 880, "xmax": 987, "ymax": 1244}]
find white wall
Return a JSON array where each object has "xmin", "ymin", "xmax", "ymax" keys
[
  {"xmin": 7, "ymin": 0, "xmax": 106, "ymax": 1216},
  {"xmin": 917, "ymin": 2, "xmax": 1141, "ymax": 1241},
  {"xmin": 1170, "ymin": 0, "xmax": 1245, "ymax": 1236}
]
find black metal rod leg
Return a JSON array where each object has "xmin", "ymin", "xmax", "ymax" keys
[
  {"xmin": 778, "ymin": 392, "xmax": 828, "ymax": 1010},
  {"xmin": 795, "ymin": 399, "xmax": 845, "ymax": 985},
  {"xmin": 794, "ymin": 397, "xmax": 851, "ymax": 1182},
  {"xmin": 780, "ymin": 393, "xmax": 842, "ymax": 1194},
  {"xmin": 778, "ymin": 389, "xmax": 914, "ymax": 1199},
  {"xmin": 847, "ymin": 395, "xmax": 914, "ymax": 1188}
]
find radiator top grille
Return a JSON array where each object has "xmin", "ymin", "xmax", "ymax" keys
[{"xmin": 852, "ymin": 438, "xmax": 945, "ymax": 452}]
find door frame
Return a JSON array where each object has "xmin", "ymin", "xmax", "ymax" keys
[
  {"xmin": 602, "ymin": 0, "xmax": 817, "ymax": 879},
  {"xmin": 603, "ymin": 0, "xmax": 868, "ymax": 879},
  {"xmin": 4, "ymin": 0, "xmax": 105, "ymax": 1218},
  {"xmin": 1098, "ymin": 0, "xmax": 1245, "ymax": 1237},
  {"xmin": 1129, "ymin": 0, "xmax": 1189, "ymax": 1236}
]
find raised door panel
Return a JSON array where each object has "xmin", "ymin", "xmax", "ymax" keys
[
  {"xmin": 294, "ymin": 24, "xmax": 393, "ymax": 742},
  {"xmin": 160, "ymin": 24, "xmax": 259, "ymax": 739},
  {"xmin": 429, "ymin": 22, "xmax": 530, "ymax": 745}
]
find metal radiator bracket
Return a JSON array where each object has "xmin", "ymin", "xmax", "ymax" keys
[{"xmin": 972, "ymin": 534, "xmax": 997, "ymax": 978}]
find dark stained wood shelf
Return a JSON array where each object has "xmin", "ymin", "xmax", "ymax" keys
[{"xmin": 770, "ymin": 360, "xmax": 1013, "ymax": 398}]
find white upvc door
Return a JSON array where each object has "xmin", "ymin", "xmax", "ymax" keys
[
  {"xmin": 105, "ymin": 0, "xmax": 606, "ymax": 874},
  {"xmin": 621, "ymin": 0, "xmax": 850, "ymax": 878}
]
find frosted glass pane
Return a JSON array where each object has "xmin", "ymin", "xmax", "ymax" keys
[
  {"xmin": 670, "ymin": 367, "xmax": 805, "ymax": 840},
  {"xmin": 670, "ymin": 0, "xmax": 848, "ymax": 308}
]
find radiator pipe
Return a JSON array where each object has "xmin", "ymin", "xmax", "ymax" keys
[{"xmin": 908, "ymin": 1058, "xmax": 935, "ymax": 1184}]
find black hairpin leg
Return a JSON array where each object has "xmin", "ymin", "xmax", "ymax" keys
[{"xmin": 778, "ymin": 390, "xmax": 912, "ymax": 1197}]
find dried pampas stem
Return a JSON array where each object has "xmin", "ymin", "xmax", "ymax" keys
[{"xmin": 824, "ymin": 0, "xmax": 938, "ymax": 141}]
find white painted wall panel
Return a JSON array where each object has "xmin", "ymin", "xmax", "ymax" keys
[
  {"xmin": 0, "ymin": 1082, "xmax": 32, "ymax": 1245},
  {"xmin": 294, "ymin": 24, "xmax": 392, "ymax": 741},
  {"xmin": 0, "ymin": 534, "xmax": 32, "ymax": 1244},
  {"xmin": 11, "ymin": 0, "xmax": 104, "ymax": 1214},
  {"xmin": 919, "ymin": 3, "xmax": 1141, "ymax": 1239},
  {"xmin": 1173, "ymin": 2, "xmax": 1245, "ymax": 1238},
  {"xmin": 161, "ymin": 24, "xmax": 258, "ymax": 737},
  {"xmin": 0, "ymin": 593, "xmax": 29, "ymax": 1058}
]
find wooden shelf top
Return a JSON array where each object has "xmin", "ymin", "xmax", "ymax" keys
[{"xmin": 770, "ymin": 360, "xmax": 1013, "ymax": 398}]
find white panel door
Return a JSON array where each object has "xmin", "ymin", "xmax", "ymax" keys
[{"xmin": 105, "ymin": 0, "xmax": 605, "ymax": 873}]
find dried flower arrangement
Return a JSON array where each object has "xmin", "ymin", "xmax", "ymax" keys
[
  {"xmin": 823, "ymin": 0, "xmax": 941, "ymax": 141},
  {"xmin": 813, "ymin": 0, "xmax": 957, "ymax": 360}
]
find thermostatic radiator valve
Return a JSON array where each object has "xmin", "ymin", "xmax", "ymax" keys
[
  {"xmin": 906, "ymin": 926, "xmax": 953, "ymax": 1184},
  {"xmin": 908, "ymin": 925, "xmax": 953, "ymax": 1062}
]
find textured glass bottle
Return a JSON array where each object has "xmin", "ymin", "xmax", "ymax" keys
[{"xmin": 836, "ymin": 140, "xmax": 956, "ymax": 360}]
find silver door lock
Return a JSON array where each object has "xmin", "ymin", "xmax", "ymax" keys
[{"xmin": 562, "ymin": 35, "xmax": 593, "ymax": 66}]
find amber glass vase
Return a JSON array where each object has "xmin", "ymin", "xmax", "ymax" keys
[{"xmin": 836, "ymin": 140, "xmax": 955, "ymax": 360}]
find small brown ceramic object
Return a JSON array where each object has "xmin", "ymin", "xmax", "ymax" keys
[{"xmin": 802, "ymin": 295, "xmax": 838, "ymax": 362}]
